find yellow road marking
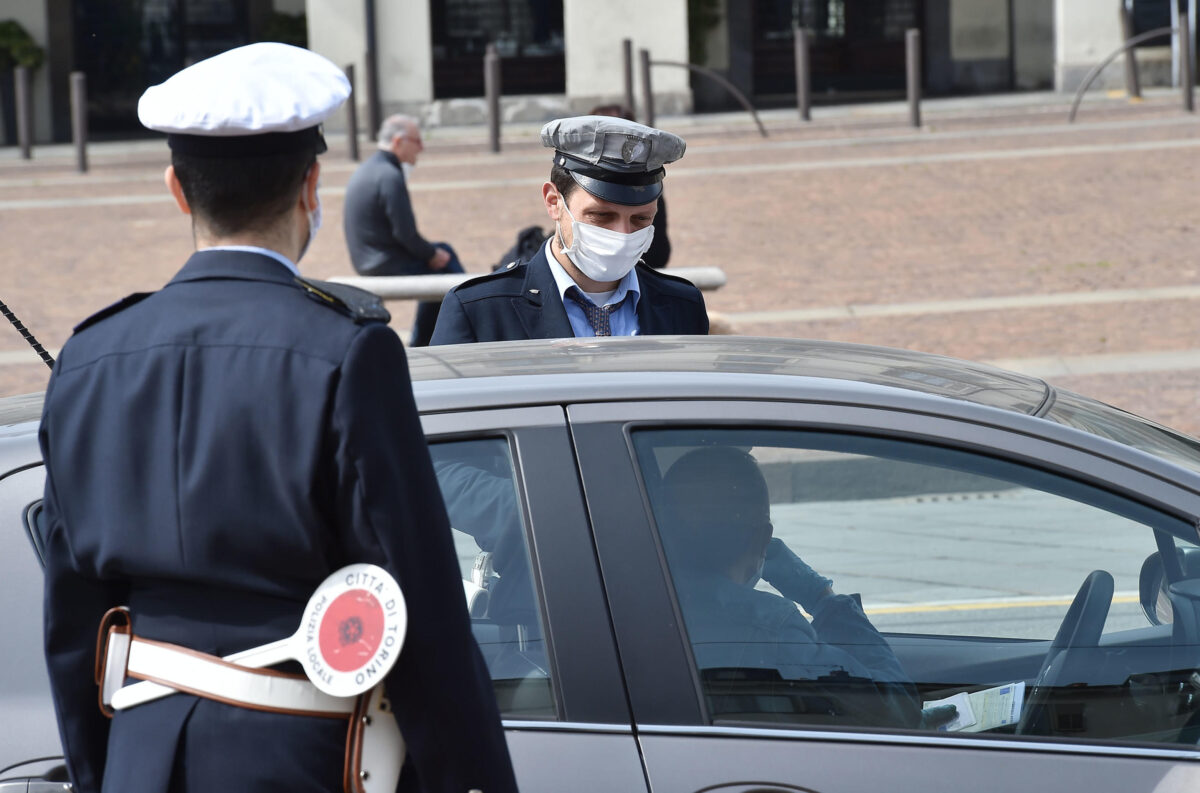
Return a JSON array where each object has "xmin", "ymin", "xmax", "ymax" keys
[{"xmin": 866, "ymin": 594, "xmax": 1139, "ymax": 616}]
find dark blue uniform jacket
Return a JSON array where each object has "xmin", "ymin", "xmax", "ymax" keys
[
  {"xmin": 39, "ymin": 250, "xmax": 517, "ymax": 793},
  {"xmin": 429, "ymin": 245, "xmax": 708, "ymax": 345}
]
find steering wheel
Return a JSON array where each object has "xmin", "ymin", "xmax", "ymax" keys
[{"xmin": 1016, "ymin": 570, "xmax": 1114, "ymax": 735}]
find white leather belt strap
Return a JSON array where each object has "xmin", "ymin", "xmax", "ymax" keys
[{"xmin": 113, "ymin": 636, "xmax": 355, "ymax": 718}]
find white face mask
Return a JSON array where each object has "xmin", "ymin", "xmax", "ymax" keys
[
  {"xmin": 557, "ymin": 198, "xmax": 654, "ymax": 283},
  {"xmin": 401, "ymin": 162, "xmax": 415, "ymax": 182},
  {"xmin": 298, "ymin": 172, "xmax": 321, "ymax": 263}
]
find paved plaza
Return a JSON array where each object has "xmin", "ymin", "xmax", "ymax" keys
[{"xmin": 2, "ymin": 90, "xmax": 1199, "ymax": 434}]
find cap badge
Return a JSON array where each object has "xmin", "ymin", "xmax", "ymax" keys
[{"xmin": 621, "ymin": 138, "xmax": 647, "ymax": 164}]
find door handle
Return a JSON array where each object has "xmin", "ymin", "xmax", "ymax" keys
[{"xmin": 695, "ymin": 784, "xmax": 820, "ymax": 793}]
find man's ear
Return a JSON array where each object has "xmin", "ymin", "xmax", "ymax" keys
[
  {"xmin": 302, "ymin": 161, "xmax": 321, "ymax": 209},
  {"xmin": 542, "ymin": 182, "xmax": 562, "ymax": 221},
  {"xmin": 164, "ymin": 166, "xmax": 191, "ymax": 215}
]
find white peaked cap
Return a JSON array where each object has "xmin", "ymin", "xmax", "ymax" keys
[{"xmin": 138, "ymin": 42, "xmax": 350, "ymax": 155}]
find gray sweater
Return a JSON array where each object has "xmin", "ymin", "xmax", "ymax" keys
[{"xmin": 343, "ymin": 150, "xmax": 438, "ymax": 275}]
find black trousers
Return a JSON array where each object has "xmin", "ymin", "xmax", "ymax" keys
[{"xmin": 410, "ymin": 243, "xmax": 464, "ymax": 347}]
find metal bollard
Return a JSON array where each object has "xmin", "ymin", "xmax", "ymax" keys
[
  {"xmin": 639, "ymin": 48, "xmax": 655, "ymax": 127},
  {"xmin": 906, "ymin": 29, "xmax": 922, "ymax": 129},
  {"xmin": 1183, "ymin": 12, "xmax": 1195, "ymax": 112},
  {"xmin": 1119, "ymin": 2, "xmax": 1142, "ymax": 99},
  {"xmin": 345, "ymin": 63, "xmax": 360, "ymax": 162},
  {"xmin": 70, "ymin": 72, "xmax": 88, "ymax": 173},
  {"xmin": 794, "ymin": 26, "xmax": 812, "ymax": 122},
  {"xmin": 484, "ymin": 44, "xmax": 501, "ymax": 153},
  {"xmin": 622, "ymin": 39, "xmax": 635, "ymax": 115},
  {"xmin": 14, "ymin": 66, "xmax": 32, "ymax": 160},
  {"xmin": 364, "ymin": 0, "xmax": 381, "ymax": 139}
]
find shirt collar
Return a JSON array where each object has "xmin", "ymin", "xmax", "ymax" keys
[
  {"xmin": 543, "ymin": 238, "xmax": 640, "ymax": 308},
  {"xmin": 198, "ymin": 245, "xmax": 300, "ymax": 276}
]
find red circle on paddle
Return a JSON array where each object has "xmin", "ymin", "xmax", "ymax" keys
[{"xmin": 318, "ymin": 589, "xmax": 385, "ymax": 673}]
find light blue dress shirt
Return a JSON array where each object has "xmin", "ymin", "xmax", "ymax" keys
[
  {"xmin": 200, "ymin": 245, "xmax": 300, "ymax": 276},
  {"xmin": 543, "ymin": 240, "xmax": 641, "ymax": 337}
]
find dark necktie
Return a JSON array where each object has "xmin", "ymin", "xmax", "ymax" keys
[{"xmin": 567, "ymin": 290, "xmax": 624, "ymax": 337}]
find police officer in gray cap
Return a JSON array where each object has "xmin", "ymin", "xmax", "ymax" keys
[
  {"xmin": 39, "ymin": 42, "xmax": 516, "ymax": 793},
  {"xmin": 429, "ymin": 115, "xmax": 708, "ymax": 344}
]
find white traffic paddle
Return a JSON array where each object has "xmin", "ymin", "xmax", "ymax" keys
[{"xmin": 111, "ymin": 563, "xmax": 408, "ymax": 709}]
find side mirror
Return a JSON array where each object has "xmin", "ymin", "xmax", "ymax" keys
[{"xmin": 1139, "ymin": 547, "xmax": 1200, "ymax": 625}]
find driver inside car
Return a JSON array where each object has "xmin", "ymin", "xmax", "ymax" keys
[{"xmin": 658, "ymin": 445, "xmax": 923, "ymax": 727}]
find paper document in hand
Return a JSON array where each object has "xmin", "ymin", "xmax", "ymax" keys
[
  {"xmin": 960, "ymin": 681, "xmax": 1025, "ymax": 732},
  {"xmin": 923, "ymin": 682, "xmax": 1025, "ymax": 733}
]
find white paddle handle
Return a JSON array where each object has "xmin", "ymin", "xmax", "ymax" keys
[
  {"xmin": 224, "ymin": 637, "xmax": 295, "ymax": 668},
  {"xmin": 110, "ymin": 637, "xmax": 294, "ymax": 710}
]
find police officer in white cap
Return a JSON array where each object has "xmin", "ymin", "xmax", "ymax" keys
[
  {"xmin": 40, "ymin": 42, "xmax": 517, "ymax": 793},
  {"xmin": 429, "ymin": 115, "xmax": 708, "ymax": 344}
]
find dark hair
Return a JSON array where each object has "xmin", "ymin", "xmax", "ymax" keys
[
  {"xmin": 660, "ymin": 446, "xmax": 772, "ymax": 575},
  {"xmin": 171, "ymin": 149, "xmax": 316, "ymax": 237},
  {"xmin": 549, "ymin": 162, "xmax": 577, "ymax": 202},
  {"xmin": 589, "ymin": 103, "xmax": 636, "ymax": 122}
]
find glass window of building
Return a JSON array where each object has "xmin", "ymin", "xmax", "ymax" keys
[{"xmin": 430, "ymin": 0, "xmax": 565, "ymax": 98}]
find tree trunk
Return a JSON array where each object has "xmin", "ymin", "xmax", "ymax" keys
[{"xmin": 0, "ymin": 68, "xmax": 15, "ymax": 146}]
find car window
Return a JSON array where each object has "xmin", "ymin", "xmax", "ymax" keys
[
  {"xmin": 429, "ymin": 437, "xmax": 555, "ymax": 719},
  {"xmin": 632, "ymin": 428, "xmax": 1200, "ymax": 746}
]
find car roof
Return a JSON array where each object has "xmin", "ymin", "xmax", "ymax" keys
[
  {"xmin": 0, "ymin": 392, "xmax": 44, "ymax": 429},
  {"xmin": 408, "ymin": 336, "xmax": 1052, "ymax": 413},
  {"xmin": 6, "ymin": 337, "xmax": 1199, "ymax": 476},
  {"xmin": 409, "ymin": 337, "xmax": 1200, "ymax": 475}
]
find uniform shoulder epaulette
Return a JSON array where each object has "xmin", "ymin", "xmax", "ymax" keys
[
  {"xmin": 294, "ymin": 277, "xmax": 391, "ymax": 324},
  {"xmin": 636, "ymin": 263, "xmax": 698, "ymax": 288},
  {"xmin": 73, "ymin": 292, "xmax": 155, "ymax": 333},
  {"xmin": 454, "ymin": 261, "xmax": 526, "ymax": 289},
  {"xmin": 637, "ymin": 264, "xmax": 707, "ymax": 300}
]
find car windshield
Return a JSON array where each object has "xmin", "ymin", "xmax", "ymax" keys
[{"xmin": 1045, "ymin": 388, "xmax": 1200, "ymax": 476}]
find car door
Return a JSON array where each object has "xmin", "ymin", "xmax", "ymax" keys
[
  {"xmin": 0, "ymin": 424, "xmax": 70, "ymax": 789},
  {"xmin": 568, "ymin": 398, "xmax": 1200, "ymax": 793},
  {"xmin": 0, "ymin": 405, "xmax": 648, "ymax": 793},
  {"xmin": 420, "ymin": 406, "xmax": 648, "ymax": 793}
]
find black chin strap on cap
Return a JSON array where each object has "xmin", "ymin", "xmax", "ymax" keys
[
  {"xmin": 556, "ymin": 154, "xmax": 665, "ymax": 206},
  {"xmin": 167, "ymin": 126, "xmax": 327, "ymax": 157}
]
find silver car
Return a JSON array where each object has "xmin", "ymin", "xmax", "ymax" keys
[{"xmin": 4, "ymin": 336, "xmax": 1200, "ymax": 791}]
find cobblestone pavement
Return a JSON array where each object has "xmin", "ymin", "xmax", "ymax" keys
[{"xmin": 1, "ymin": 91, "xmax": 1198, "ymax": 434}]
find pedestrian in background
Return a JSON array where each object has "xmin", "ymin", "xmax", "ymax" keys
[{"xmin": 344, "ymin": 114, "xmax": 465, "ymax": 346}]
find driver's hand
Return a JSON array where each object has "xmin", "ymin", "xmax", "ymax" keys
[
  {"xmin": 920, "ymin": 703, "xmax": 959, "ymax": 730},
  {"xmin": 763, "ymin": 537, "xmax": 833, "ymax": 613}
]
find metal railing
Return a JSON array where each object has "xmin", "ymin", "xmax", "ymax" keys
[
  {"xmin": 625, "ymin": 40, "xmax": 767, "ymax": 138},
  {"xmin": 1069, "ymin": 14, "xmax": 1194, "ymax": 122}
]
